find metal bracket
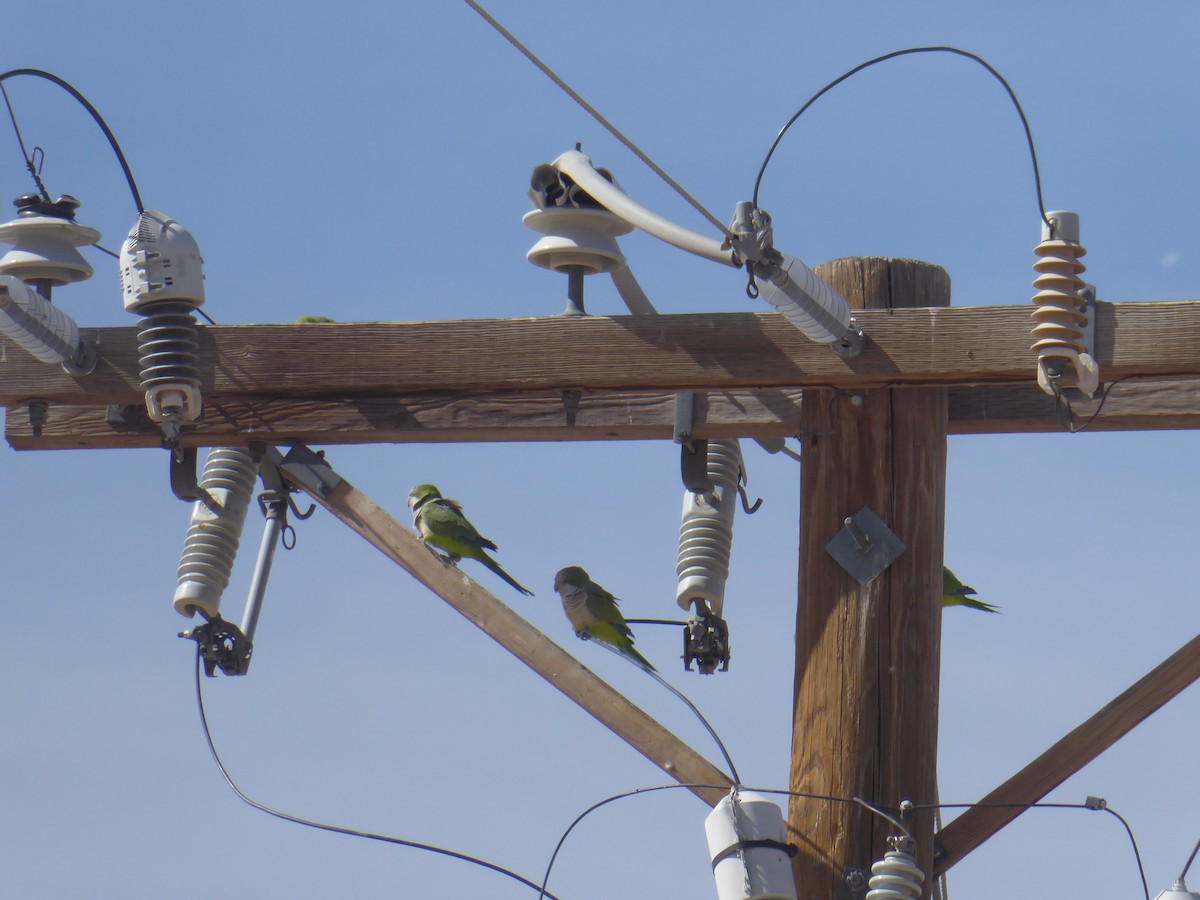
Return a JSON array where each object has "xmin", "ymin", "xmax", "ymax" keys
[
  {"xmin": 825, "ymin": 506, "xmax": 906, "ymax": 585},
  {"xmin": 279, "ymin": 444, "xmax": 343, "ymax": 498},
  {"xmin": 561, "ymin": 389, "xmax": 582, "ymax": 426},
  {"xmin": 168, "ymin": 446, "xmax": 218, "ymax": 508},
  {"xmin": 680, "ymin": 438, "xmax": 712, "ymax": 494},
  {"xmin": 105, "ymin": 403, "xmax": 144, "ymax": 426},
  {"xmin": 180, "ymin": 614, "xmax": 253, "ymax": 677},
  {"xmin": 673, "ymin": 391, "xmax": 696, "ymax": 448},
  {"xmin": 1080, "ymin": 283, "xmax": 1097, "ymax": 362},
  {"xmin": 839, "ymin": 866, "xmax": 870, "ymax": 900},
  {"xmin": 683, "ymin": 607, "xmax": 730, "ymax": 674}
]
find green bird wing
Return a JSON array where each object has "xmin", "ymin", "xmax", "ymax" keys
[
  {"xmin": 942, "ymin": 565, "xmax": 998, "ymax": 612},
  {"xmin": 420, "ymin": 499, "xmax": 498, "ymax": 552},
  {"xmin": 942, "ymin": 566, "xmax": 973, "ymax": 596},
  {"xmin": 585, "ymin": 583, "xmax": 634, "ymax": 640}
]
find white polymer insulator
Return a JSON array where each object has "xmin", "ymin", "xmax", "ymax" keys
[
  {"xmin": 705, "ymin": 792, "xmax": 798, "ymax": 900},
  {"xmin": 676, "ymin": 439, "xmax": 744, "ymax": 615},
  {"xmin": 173, "ymin": 448, "xmax": 261, "ymax": 618},
  {"xmin": 0, "ymin": 274, "xmax": 81, "ymax": 364},
  {"xmin": 1032, "ymin": 210, "xmax": 1099, "ymax": 396},
  {"xmin": 523, "ymin": 206, "xmax": 631, "ymax": 274},
  {"xmin": 760, "ymin": 254, "xmax": 852, "ymax": 344},
  {"xmin": 551, "ymin": 150, "xmax": 738, "ymax": 267},
  {"xmin": 137, "ymin": 300, "xmax": 203, "ymax": 422},
  {"xmin": 119, "ymin": 210, "xmax": 206, "ymax": 314},
  {"xmin": 0, "ymin": 212, "xmax": 100, "ymax": 285},
  {"xmin": 865, "ymin": 847, "xmax": 925, "ymax": 900}
]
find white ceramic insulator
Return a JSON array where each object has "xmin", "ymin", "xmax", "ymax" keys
[
  {"xmin": 865, "ymin": 848, "xmax": 925, "ymax": 900},
  {"xmin": 1032, "ymin": 210, "xmax": 1098, "ymax": 395},
  {"xmin": 523, "ymin": 206, "xmax": 631, "ymax": 274},
  {"xmin": 676, "ymin": 440, "xmax": 743, "ymax": 615},
  {"xmin": 705, "ymin": 792, "xmax": 798, "ymax": 900},
  {"xmin": 0, "ymin": 274, "xmax": 81, "ymax": 364},
  {"xmin": 760, "ymin": 253, "xmax": 852, "ymax": 344},
  {"xmin": 173, "ymin": 448, "xmax": 261, "ymax": 618},
  {"xmin": 0, "ymin": 214, "xmax": 99, "ymax": 285}
]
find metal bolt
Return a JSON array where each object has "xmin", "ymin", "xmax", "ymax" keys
[
  {"xmin": 844, "ymin": 516, "xmax": 873, "ymax": 552},
  {"xmin": 28, "ymin": 400, "xmax": 48, "ymax": 438}
]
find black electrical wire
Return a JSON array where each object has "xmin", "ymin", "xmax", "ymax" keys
[
  {"xmin": 623, "ymin": 618, "xmax": 688, "ymax": 627},
  {"xmin": 0, "ymin": 68, "xmax": 144, "ymax": 214},
  {"xmin": 751, "ymin": 47, "xmax": 1052, "ymax": 233},
  {"xmin": 536, "ymin": 781, "xmax": 913, "ymax": 900},
  {"xmin": 646, "ymin": 667, "xmax": 741, "ymax": 787},
  {"xmin": 1049, "ymin": 374, "xmax": 1141, "ymax": 434},
  {"xmin": 461, "ymin": 0, "xmax": 733, "ymax": 241},
  {"xmin": 913, "ymin": 800, "xmax": 1150, "ymax": 900},
  {"xmin": 192, "ymin": 652, "xmax": 563, "ymax": 900},
  {"xmin": 536, "ymin": 783, "xmax": 722, "ymax": 900},
  {"xmin": 1180, "ymin": 832, "xmax": 1200, "ymax": 883},
  {"xmin": 588, "ymin": 638, "xmax": 742, "ymax": 786},
  {"xmin": 0, "ymin": 81, "xmax": 51, "ymax": 203}
]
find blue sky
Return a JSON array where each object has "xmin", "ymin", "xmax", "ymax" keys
[{"xmin": 1, "ymin": 2, "xmax": 1198, "ymax": 898}]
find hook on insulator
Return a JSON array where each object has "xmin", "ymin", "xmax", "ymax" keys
[{"xmin": 1032, "ymin": 210, "xmax": 1099, "ymax": 397}]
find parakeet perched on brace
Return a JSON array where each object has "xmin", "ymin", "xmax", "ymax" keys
[
  {"xmin": 553, "ymin": 566, "xmax": 655, "ymax": 671},
  {"xmin": 407, "ymin": 483, "xmax": 533, "ymax": 596},
  {"xmin": 942, "ymin": 566, "xmax": 999, "ymax": 613},
  {"xmin": 295, "ymin": 315, "xmax": 336, "ymax": 323}
]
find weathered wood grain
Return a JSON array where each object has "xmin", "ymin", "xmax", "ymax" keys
[
  {"xmin": 788, "ymin": 258, "xmax": 947, "ymax": 898},
  {"xmin": 10, "ymin": 378, "xmax": 1200, "ymax": 450},
  {"xmin": 3, "ymin": 298, "xmax": 1199, "ymax": 407}
]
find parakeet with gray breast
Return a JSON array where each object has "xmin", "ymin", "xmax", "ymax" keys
[
  {"xmin": 553, "ymin": 566, "xmax": 655, "ymax": 671},
  {"xmin": 407, "ymin": 483, "xmax": 533, "ymax": 596}
]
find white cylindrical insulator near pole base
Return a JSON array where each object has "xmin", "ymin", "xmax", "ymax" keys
[
  {"xmin": 705, "ymin": 791, "xmax": 798, "ymax": 900},
  {"xmin": 174, "ymin": 448, "xmax": 261, "ymax": 618},
  {"xmin": 676, "ymin": 439, "xmax": 743, "ymax": 615}
]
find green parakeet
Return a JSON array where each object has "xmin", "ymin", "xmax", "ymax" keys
[
  {"xmin": 552, "ymin": 566, "xmax": 655, "ymax": 671},
  {"xmin": 407, "ymin": 483, "xmax": 533, "ymax": 595},
  {"xmin": 295, "ymin": 315, "xmax": 336, "ymax": 323},
  {"xmin": 942, "ymin": 566, "xmax": 999, "ymax": 613}
]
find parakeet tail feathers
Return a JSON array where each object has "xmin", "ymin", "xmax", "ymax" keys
[{"xmin": 478, "ymin": 553, "xmax": 533, "ymax": 596}]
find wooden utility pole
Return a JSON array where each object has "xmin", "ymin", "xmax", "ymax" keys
[{"xmin": 789, "ymin": 258, "xmax": 950, "ymax": 899}]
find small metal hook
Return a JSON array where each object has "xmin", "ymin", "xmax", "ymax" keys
[
  {"xmin": 287, "ymin": 494, "xmax": 317, "ymax": 520},
  {"xmin": 737, "ymin": 484, "xmax": 763, "ymax": 514},
  {"xmin": 744, "ymin": 263, "xmax": 759, "ymax": 299}
]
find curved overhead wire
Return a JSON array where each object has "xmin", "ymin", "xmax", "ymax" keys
[{"xmin": 0, "ymin": 68, "xmax": 144, "ymax": 213}]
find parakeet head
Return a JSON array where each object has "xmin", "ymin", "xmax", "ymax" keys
[
  {"xmin": 553, "ymin": 566, "xmax": 589, "ymax": 594},
  {"xmin": 407, "ymin": 483, "xmax": 442, "ymax": 509}
]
